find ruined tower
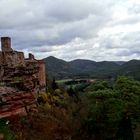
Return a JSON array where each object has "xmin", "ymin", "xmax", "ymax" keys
[
  {"xmin": 37, "ymin": 60, "xmax": 46, "ymax": 91},
  {"xmin": 1, "ymin": 37, "xmax": 13, "ymax": 52}
]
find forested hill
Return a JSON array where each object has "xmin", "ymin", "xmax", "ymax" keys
[{"xmin": 44, "ymin": 56, "xmax": 140, "ymax": 80}]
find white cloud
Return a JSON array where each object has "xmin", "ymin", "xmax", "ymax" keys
[{"xmin": 0, "ymin": 0, "xmax": 140, "ymax": 61}]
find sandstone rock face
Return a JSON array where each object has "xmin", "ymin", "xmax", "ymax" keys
[
  {"xmin": 0, "ymin": 37, "xmax": 46, "ymax": 118},
  {"xmin": 0, "ymin": 87, "xmax": 36, "ymax": 118}
]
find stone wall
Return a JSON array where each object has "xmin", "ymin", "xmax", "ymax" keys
[
  {"xmin": 5, "ymin": 51, "xmax": 25, "ymax": 66},
  {"xmin": 0, "ymin": 52, "xmax": 4, "ymax": 65},
  {"xmin": 37, "ymin": 60, "xmax": 46, "ymax": 91},
  {"xmin": 0, "ymin": 51, "xmax": 25, "ymax": 67}
]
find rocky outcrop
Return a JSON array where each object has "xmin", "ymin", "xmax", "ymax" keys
[{"xmin": 0, "ymin": 87, "xmax": 36, "ymax": 118}]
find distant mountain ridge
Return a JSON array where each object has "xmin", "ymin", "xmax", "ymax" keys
[{"xmin": 44, "ymin": 56, "xmax": 140, "ymax": 80}]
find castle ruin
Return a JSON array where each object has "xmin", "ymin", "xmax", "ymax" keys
[{"xmin": 0, "ymin": 37, "xmax": 46, "ymax": 118}]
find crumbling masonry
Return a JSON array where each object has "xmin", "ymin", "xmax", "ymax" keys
[{"xmin": 0, "ymin": 37, "xmax": 46, "ymax": 118}]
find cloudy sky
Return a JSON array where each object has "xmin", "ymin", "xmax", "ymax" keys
[{"xmin": 0, "ymin": 0, "xmax": 140, "ymax": 61}]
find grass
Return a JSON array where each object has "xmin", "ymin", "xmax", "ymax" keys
[{"xmin": 56, "ymin": 79, "xmax": 72, "ymax": 83}]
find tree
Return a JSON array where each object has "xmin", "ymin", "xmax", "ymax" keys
[
  {"xmin": 80, "ymin": 76, "xmax": 140, "ymax": 139},
  {"xmin": 52, "ymin": 78, "xmax": 59, "ymax": 90},
  {"xmin": 116, "ymin": 113, "xmax": 134, "ymax": 140}
]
